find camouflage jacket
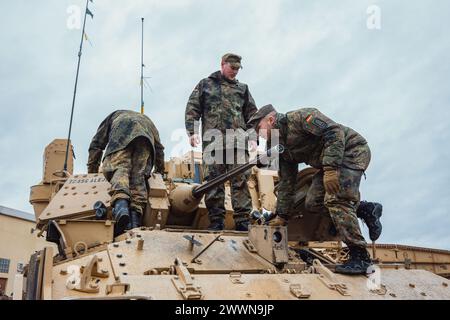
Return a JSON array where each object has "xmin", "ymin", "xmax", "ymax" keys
[
  {"xmin": 185, "ymin": 71, "xmax": 257, "ymax": 150},
  {"xmin": 87, "ymin": 110, "xmax": 165, "ymax": 174},
  {"xmin": 272, "ymin": 108, "xmax": 371, "ymax": 215}
]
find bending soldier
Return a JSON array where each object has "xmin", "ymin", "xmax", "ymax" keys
[
  {"xmin": 247, "ymin": 105, "xmax": 382, "ymax": 274},
  {"xmin": 87, "ymin": 110, "xmax": 165, "ymax": 235},
  {"xmin": 185, "ymin": 53, "xmax": 258, "ymax": 231}
]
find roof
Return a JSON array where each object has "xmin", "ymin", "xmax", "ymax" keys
[{"xmin": 0, "ymin": 205, "xmax": 35, "ymax": 222}]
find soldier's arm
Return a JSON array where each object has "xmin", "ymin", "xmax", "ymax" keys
[
  {"xmin": 153, "ymin": 135, "xmax": 165, "ymax": 175},
  {"xmin": 87, "ymin": 112, "xmax": 115, "ymax": 173},
  {"xmin": 276, "ymin": 158, "xmax": 298, "ymax": 217},
  {"xmin": 243, "ymin": 86, "xmax": 258, "ymax": 126},
  {"xmin": 243, "ymin": 87, "xmax": 258, "ymax": 148},
  {"xmin": 185, "ymin": 81, "xmax": 203, "ymax": 137},
  {"xmin": 301, "ymin": 109, "xmax": 345, "ymax": 168}
]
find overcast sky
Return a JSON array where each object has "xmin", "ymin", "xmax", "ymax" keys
[{"xmin": 0, "ymin": 0, "xmax": 449, "ymax": 249}]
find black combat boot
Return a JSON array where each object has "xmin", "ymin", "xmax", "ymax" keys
[
  {"xmin": 335, "ymin": 246, "xmax": 372, "ymax": 275},
  {"xmin": 235, "ymin": 220, "xmax": 249, "ymax": 232},
  {"xmin": 208, "ymin": 220, "xmax": 225, "ymax": 231},
  {"xmin": 130, "ymin": 210, "xmax": 142, "ymax": 229},
  {"xmin": 112, "ymin": 199, "xmax": 130, "ymax": 236},
  {"xmin": 357, "ymin": 201, "xmax": 383, "ymax": 241}
]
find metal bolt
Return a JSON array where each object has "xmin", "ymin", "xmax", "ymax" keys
[{"xmin": 137, "ymin": 239, "xmax": 144, "ymax": 250}]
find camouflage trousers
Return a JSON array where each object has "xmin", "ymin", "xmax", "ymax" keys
[
  {"xmin": 102, "ymin": 137, "xmax": 152, "ymax": 215},
  {"xmin": 305, "ymin": 167, "xmax": 367, "ymax": 249},
  {"xmin": 204, "ymin": 149, "xmax": 252, "ymax": 224}
]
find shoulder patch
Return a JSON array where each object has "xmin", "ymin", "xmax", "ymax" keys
[{"xmin": 305, "ymin": 114, "xmax": 328, "ymax": 129}]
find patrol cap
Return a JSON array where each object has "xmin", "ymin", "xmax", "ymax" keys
[
  {"xmin": 222, "ymin": 53, "xmax": 242, "ymax": 69},
  {"xmin": 247, "ymin": 104, "xmax": 276, "ymax": 129}
]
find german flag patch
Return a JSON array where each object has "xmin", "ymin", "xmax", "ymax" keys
[{"xmin": 306, "ymin": 114, "xmax": 328, "ymax": 129}]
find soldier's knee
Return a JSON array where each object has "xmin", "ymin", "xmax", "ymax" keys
[{"xmin": 324, "ymin": 193, "xmax": 340, "ymax": 207}]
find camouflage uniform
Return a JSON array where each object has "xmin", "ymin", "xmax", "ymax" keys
[
  {"xmin": 203, "ymin": 150, "xmax": 252, "ymax": 223},
  {"xmin": 185, "ymin": 71, "xmax": 257, "ymax": 223},
  {"xmin": 272, "ymin": 108, "xmax": 371, "ymax": 249},
  {"xmin": 87, "ymin": 110, "xmax": 165, "ymax": 214}
]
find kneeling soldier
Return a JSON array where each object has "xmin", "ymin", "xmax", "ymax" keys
[
  {"xmin": 248, "ymin": 105, "xmax": 382, "ymax": 274},
  {"xmin": 87, "ymin": 110, "xmax": 165, "ymax": 235}
]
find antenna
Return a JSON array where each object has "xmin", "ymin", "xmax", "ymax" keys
[
  {"xmin": 140, "ymin": 17, "xmax": 145, "ymax": 114},
  {"xmin": 63, "ymin": 0, "xmax": 94, "ymax": 173}
]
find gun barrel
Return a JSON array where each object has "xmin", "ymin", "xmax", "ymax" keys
[{"xmin": 191, "ymin": 145, "xmax": 284, "ymax": 199}]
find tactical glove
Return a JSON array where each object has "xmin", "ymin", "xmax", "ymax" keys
[{"xmin": 323, "ymin": 166, "xmax": 340, "ymax": 195}]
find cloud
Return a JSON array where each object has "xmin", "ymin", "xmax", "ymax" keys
[{"xmin": 0, "ymin": 0, "xmax": 449, "ymax": 249}]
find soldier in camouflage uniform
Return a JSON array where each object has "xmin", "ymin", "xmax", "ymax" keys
[
  {"xmin": 185, "ymin": 53, "xmax": 258, "ymax": 231},
  {"xmin": 87, "ymin": 110, "xmax": 165, "ymax": 235},
  {"xmin": 248, "ymin": 104, "xmax": 381, "ymax": 274}
]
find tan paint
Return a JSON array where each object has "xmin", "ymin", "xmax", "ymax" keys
[
  {"xmin": 18, "ymin": 142, "xmax": 450, "ymax": 300},
  {"xmin": 0, "ymin": 213, "xmax": 56, "ymax": 296}
]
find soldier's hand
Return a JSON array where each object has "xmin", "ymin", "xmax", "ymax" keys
[
  {"xmin": 189, "ymin": 134, "xmax": 200, "ymax": 147},
  {"xmin": 323, "ymin": 166, "xmax": 340, "ymax": 195},
  {"xmin": 248, "ymin": 140, "xmax": 257, "ymax": 152}
]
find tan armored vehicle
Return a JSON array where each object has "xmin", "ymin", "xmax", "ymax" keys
[{"xmin": 15, "ymin": 139, "xmax": 450, "ymax": 300}]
